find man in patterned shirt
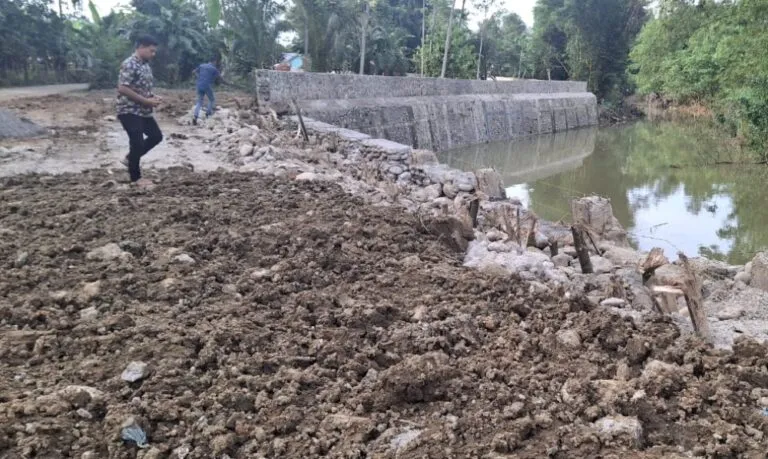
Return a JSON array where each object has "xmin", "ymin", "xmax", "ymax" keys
[{"xmin": 117, "ymin": 35, "xmax": 163, "ymax": 188}]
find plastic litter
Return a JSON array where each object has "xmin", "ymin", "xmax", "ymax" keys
[
  {"xmin": 121, "ymin": 421, "xmax": 149, "ymax": 449},
  {"xmin": 761, "ymin": 407, "xmax": 768, "ymax": 417}
]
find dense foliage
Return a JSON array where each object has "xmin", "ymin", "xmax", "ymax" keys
[
  {"xmin": 0, "ymin": 0, "xmax": 535, "ymax": 86},
  {"xmin": 6, "ymin": 0, "xmax": 763, "ymax": 161},
  {"xmin": 530, "ymin": 0, "xmax": 648, "ymax": 101},
  {"xmin": 0, "ymin": 0, "xmax": 86, "ymax": 85},
  {"xmin": 630, "ymin": 0, "xmax": 768, "ymax": 157}
]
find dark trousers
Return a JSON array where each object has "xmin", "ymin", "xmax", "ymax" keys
[{"xmin": 118, "ymin": 114, "xmax": 163, "ymax": 182}]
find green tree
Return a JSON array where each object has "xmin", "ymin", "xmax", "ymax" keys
[
  {"xmin": 474, "ymin": 0, "xmax": 495, "ymax": 79},
  {"xmin": 413, "ymin": 0, "xmax": 474, "ymax": 78},
  {"xmin": 224, "ymin": 0, "xmax": 285, "ymax": 73},
  {"xmin": 630, "ymin": 0, "xmax": 768, "ymax": 158},
  {"xmin": 130, "ymin": 0, "xmax": 216, "ymax": 83},
  {"xmin": 0, "ymin": 0, "xmax": 82, "ymax": 85},
  {"xmin": 531, "ymin": 0, "xmax": 648, "ymax": 99},
  {"xmin": 480, "ymin": 12, "xmax": 530, "ymax": 78},
  {"xmin": 70, "ymin": 2, "xmax": 133, "ymax": 88}
]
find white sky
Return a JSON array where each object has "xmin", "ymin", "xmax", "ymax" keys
[
  {"xmin": 89, "ymin": 0, "xmax": 536, "ymax": 28},
  {"xmin": 470, "ymin": 0, "xmax": 536, "ymax": 28}
]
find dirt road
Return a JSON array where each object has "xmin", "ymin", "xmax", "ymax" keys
[
  {"xmin": 0, "ymin": 84, "xmax": 89, "ymax": 103},
  {"xmin": 0, "ymin": 89, "xmax": 244, "ymax": 178}
]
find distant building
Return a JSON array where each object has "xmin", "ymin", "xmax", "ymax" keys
[{"xmin": 274, "ymin": 53, "xmax": 304, "ymax": 72}]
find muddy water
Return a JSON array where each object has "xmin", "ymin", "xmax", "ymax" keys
[{"xmin": 440, "ymin": 121, "xmax": 768, "ymax": 264}]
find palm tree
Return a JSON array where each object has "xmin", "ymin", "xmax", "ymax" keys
[{"xmin": 224, "ymin": 0, "xmax": 285, "ymax": 71}]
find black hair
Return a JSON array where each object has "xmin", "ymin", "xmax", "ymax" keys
[{"xmin": 135, "ymin": 35, "xmax": 159, "ymax": 48}]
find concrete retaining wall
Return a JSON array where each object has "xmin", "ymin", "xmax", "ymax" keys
[{"xmin": 256, "ymin": 71, "xmax": 597, "ymax": 151}]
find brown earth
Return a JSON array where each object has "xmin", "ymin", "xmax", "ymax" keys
[
  {"xmin": 2, "ymin": 168, "xmax": 768, "ymax": 458},
  {"xmin": 0, "ymin": 90, "xmax": 256, "ymax": 179},
  {"xmin": 2, "ymin": 89, "xmax": 251, "ymax": 136}
]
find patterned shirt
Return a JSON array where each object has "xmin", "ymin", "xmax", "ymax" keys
[{"xmin": 116, "ymin": 54, "xmax": 154, "ymax": 117}]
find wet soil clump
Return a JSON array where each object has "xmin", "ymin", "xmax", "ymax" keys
[{"xmin": 1, "ymin": 170, "xmax": 768, "ymax": 458}]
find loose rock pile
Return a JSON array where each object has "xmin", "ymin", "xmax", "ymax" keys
[{"xmin": 177, "ymin": 104, "xmax": 768, "ymax": 350}]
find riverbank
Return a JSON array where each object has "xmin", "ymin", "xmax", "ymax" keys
[
  {"xmin": 2, "ymin": 90, "xmax": 768, "ymax": 457},
  {"xmin": 597, "ymin": 99, "xmax": 644, "ymax": 127}
]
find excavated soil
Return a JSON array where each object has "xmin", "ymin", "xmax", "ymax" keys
[{"xmin": 2, "ymin": 170, "xmax": 768, "ymax": 458}]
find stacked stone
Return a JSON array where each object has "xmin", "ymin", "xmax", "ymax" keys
[{"xmin": 360, "ymin": 138, "xmax": 413, "ymax": 183}]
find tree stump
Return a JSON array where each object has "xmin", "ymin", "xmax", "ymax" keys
[
  {"xmin": 641, "ymin": 248, "xmax": 669, "ymax": 283},
  {"xmin": 678, "ymin": 253, "xmax": 712, "ymax": 342}
]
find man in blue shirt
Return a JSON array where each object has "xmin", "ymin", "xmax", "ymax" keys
[{"xmin": 192, "ymin": 59, "xmax": 221, "ymax": 125}]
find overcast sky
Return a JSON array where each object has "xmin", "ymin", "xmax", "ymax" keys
[{"xmin": 90, "ymin": 0, "xmax": 536, "ymax": 28}]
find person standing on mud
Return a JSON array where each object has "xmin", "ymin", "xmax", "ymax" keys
[
  {"xmin": 116, "ymin": 35, "xmax": 163, "ymax": 188},
  {"xmin": 192, "ymin": 58, "xmax": 223, "ymax": 125}
]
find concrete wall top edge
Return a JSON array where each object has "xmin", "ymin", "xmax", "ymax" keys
[
  {"xmin": 299, "ymin": 92, "xmax": 596, "ymax": 112},
  {"xmin": 255, "ymin": 70, "xmax": 590, "ymax": 103}
]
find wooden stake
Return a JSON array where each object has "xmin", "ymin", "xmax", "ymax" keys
[
  {"xmin": 572, "ymin": 225, "xmax": 593, "ymax": 274},
  {"xmin": 585, "ymin": 228, "xmax": 602, "ymax": 255},
  {"xmin": 649, "ymin": 285, "xmax": 683, "ymax": 314},
  {"xmin": 526, "ymin": 216, "xmax": 538, "ymax": 248},
  {"xmin": 550, "ymin": 238, "xmax": 559, "ymax": 256},
  {"xmin": 291, "ymin": 98, "xmax": 309, "ymax": 143},
  {"xmin": 516, "ymin": 208, "xmax": 522, "ymax": 246},
  {"xmin": 469, "ymin": 198, "xmax": 479, "ymax": 228},
  {"xmin": 678, "ymin": 253, "xmax": 712, "ymax": 342}
]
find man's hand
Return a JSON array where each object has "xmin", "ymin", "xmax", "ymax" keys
[
  {"xmin": 145, "ymin": 96, "xmax": 162, "ymax": 107},
  {"xmin": 119, "ymin": 85, "xmax": 161, "ymax": 108}
]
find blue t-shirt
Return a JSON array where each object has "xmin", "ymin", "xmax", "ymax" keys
[{"xmin": 196, "ymin": 63, "xmax": 220, "ymax": 90}]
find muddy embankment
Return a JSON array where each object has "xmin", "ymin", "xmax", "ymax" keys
[{"xmin": 2, "ymin": 93, "xmax": 768, "ymax": 458}]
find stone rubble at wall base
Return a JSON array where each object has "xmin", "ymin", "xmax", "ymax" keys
[{"xmin": 181, "ymin": 107, "xmax": 768, "ymax": 350}]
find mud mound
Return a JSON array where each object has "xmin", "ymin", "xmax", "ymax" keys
[
  {"xmin": 0, "ymin": 108, "xmax": 46, "ymax": 139},
  {"xmin": 2, "ymin": 170, "xmax": 768, "ymax": 458}
]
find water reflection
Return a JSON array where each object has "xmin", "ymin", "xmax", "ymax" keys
[
  {"xmin": 440, "ymin": 128, "xmax": 597, "ymax": 185},
  {"xmin": 439, "ymin": 121, "xmax": 766, "ymax": 264}
]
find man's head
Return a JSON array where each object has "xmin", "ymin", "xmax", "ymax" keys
[{"xmin": 135, "ymin": 35, "xmax": 158, "ymax": 61}]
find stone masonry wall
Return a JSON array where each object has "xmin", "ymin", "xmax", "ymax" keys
[
  {"xmin": 255, "ymin": 71, "xmax": 588, "ymax": 101},
  {"xmin": 255, "ymin": 71, "xmax": 597, "ymax": 151}
]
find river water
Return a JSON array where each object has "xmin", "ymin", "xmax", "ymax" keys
[{"xmin": 439, "ymin": 121, "xmax": 768, "ymax": 264}]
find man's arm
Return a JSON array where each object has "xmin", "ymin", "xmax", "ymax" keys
[
  {"xmin": 118, "ymin": 85, "xmax": 159, "ymax": 107},
  {"xmin": 215, "ymin": 69, "xmax": 231, "ymax": 86}
]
